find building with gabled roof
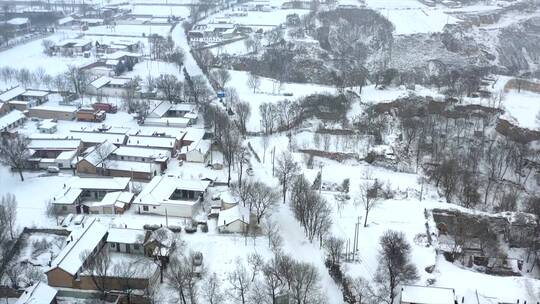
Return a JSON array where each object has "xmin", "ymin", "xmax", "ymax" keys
[
  {"xmin": 0, "ymin": 110, "xmax": 26, "ymax": 133},
  {"xmin": 51, "ymin": 176, "xmax": 130, "ymax": 214},
  {"xmin": 46, "ymin": 218, "xmax": 108, "ymax": 288},
  {"xmin": 217, "ymin": 205, "xmax": 252, "ymax": 233},
  {"xmin": 15, "ymin": 282, "xmax": 57, "ymax": 304},
  {"xmin": 134, "ymin": 175, "xmax": 210, "ymax": 217},
  {"xmin": 0, "ymin": 86, "xmax": 26, "ymax": 102}
]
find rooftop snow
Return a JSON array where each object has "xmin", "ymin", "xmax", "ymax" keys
[
  {"xmin": 22, "ymin": 90, "xmax": 49, "ymax": 97},
  {"xmin": 0, "ymin": 110, "xmax": 25, "ymax": 130},
  {"xmin": 126, "ymin": 135, "xmax": 177, "ymax": 149},
  {"xmin": 81, "ymin": 141, "xmax": 117, "ymax": 166},
  {"xmin": 182, "ymin": 127, "xmax": 205, "ymax": 143},
  {"xmin": 217, "ymin": 205, "xmax": 250, "ymax": 227},
  {"xmin": 107, "ymin": 227, "xmax": 145, "ymax": 244},
  {"xmin": 48, "ymin": 219, "xmax": 108, "ymax": 276},
  {"xmin": 7, "ymin": 17, "xmax": 29, "ymax": 25},
  {"xmin": 106, "ymin": 159, "xmax": 161, "ymax": 173},
  {"xmin": 143, "ymin": 117, "xmax": 190, "ymax": 126},
  {"xmin": 136, "ymin": 176, "xmax": 210, "ymax": 206},
  {"xmin": 113, "ymin": 146, "xmax": 171, "ymax": 160},
  {"xmin": 0, "ymin": 87, "xmax": 25, "ymax": 102},
  {"xmin": 70, "ymin": 130, "xmax": 126, "ymax": 144},
  {"xmin": 15, "ymin": 282, "xmax": 57, "ymax": 304},
  {"xmin": 28, "ymin": 139, "xmax": 81, "ymax": 150},
  {"xmin": 58, "ymin": 16, "xmax": 74, "ymax": 25},
  {"xmin": 128, "ymin": 126, "xmax": 185, "ymax": 140},
  {"xmin": 149, "ymin": 100, "xmax": 172, "ymax": 117},
  {"xmin": 90, "ymin": 76, "xmax": 111, "ymax": 89},
  {"xmin": 400, "ymin": 285, "xmax": 455, "ymax": 304}
]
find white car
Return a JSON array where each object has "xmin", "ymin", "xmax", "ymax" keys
[{"xmin": 47, "ymin": 166, "xmax": 60, "ymax": 173}]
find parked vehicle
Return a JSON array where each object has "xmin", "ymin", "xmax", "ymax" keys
[
  {"xmin": 47, "ymin": 166, "xmax": 60, "ymax": 173},
  {"xmin": 92, "ymin": 102, "xmax": 118, "ymax": 113}
]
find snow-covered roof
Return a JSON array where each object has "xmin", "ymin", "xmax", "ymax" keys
[
  {"xmin": 149, "ymin": 100, "xmax": 172, "ymax": 117},
  {"xmin": 15, "ymin": 282, "xmax": 57, "ymax": 304},
  {"xmin": 22, "ymin": 90, "xmax": 49, "ymax": 97},
  {"xmin": 57, "ymin": 150, "xmax": 77, "ymax": 161},
  {"xmin": 68, "ymin": 176, "xmax": 130, "ymax": 190},
  {"xmin": 38, "ymin": 119, "xmax": 57, "ymax": 130},
  {"xmin": 56, "ymin": 39, "xmax": 92, "ymax": 48},
  {"xmin": 170, "ymin": 103, "xmax": 196, "ymax": 112},
  {"xmin": 128, "ymin": 126, "xmax": 185, "ymax": 140},
  {"xmin": 109, "ymin": 77, "xmax": 132, "ymax": 86},
  {"xmin": 28, "ymin": 139, "xmax": 81, "ymax": 150},
  {"xmin": 0, "ymin": 110, "xmax": 25, "ymax": 130},
  {"xmin": 7, "ymin": 17, "xmax": 29, "ymax": 25},
  {"xmin": 53, "ymin": 187, "xmax": 82, "ymax": 205},
  {"xmin": 81, "ymin": 141, "xmax": 117, "ymax": 166},
  {"xmin": 145, "ymin": 227, "xmax": 175, "ymax": 248},
  {"xmin": 126, "ymin": 135, "xmax": 177, "ymax": 149},
  {"xmin": 90, "ymin": 76, "xmax": 111, "ymax": 89},
  {"xmin": 105, "ymin": 59, "xmax": 119, "ymax": 66},
  {"xmin": 70, "ymin": 130, "xmax": 126, "ymax": 144},
  {"xmin": 143, "ymin": 117, "xmax": 190, "ymax": 127},
  {"xmin": 184, "ymin": 112, "xmax": 198, "ymax": 119},
  {"xmin": 182, "ymin": 127, "xmax": 205, "ymax": 143},
  {"xmin": 113, "ymin": 146, "xmax": 171, "ymax": 160},
  {"xmin": 58, "ymin": 16, "xmax": 74, "ymax": 25},
  {"xmin": 136, "ymin": 176, "xmax": 210, "ymax": 206},
  {"xmin": 181, "ymin": 139, "xmax": 211, "ymax": 155},
  {"xmin": 106, "ymin": 159, "xmax": 161, "ymax": 173},
  {"xmin": 0, "ymin": 86, "xmax": 25, "ymax": 102},
  {"xmin": 48, "ymin": 219, "xmax": 108, "ymax": 276},
  {"xmin": 217, "ymin": 205, "xmax": 250, "ymax": 227},
  {"xmin": 400, "ymin": 285, "xmax": 455, "ymax": 304},
  {"xmin": 102, "ymin": 51, "xmax": 141, "ymax": 60},
  {"xmin": 107, "ymin": 227, "xmax": 146, "ymax": 244}
]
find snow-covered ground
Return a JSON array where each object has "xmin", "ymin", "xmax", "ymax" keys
[
  {"xmin": 501, "ymin": 89, "xmax": 540, "ymax": 130},
  {"xmin": 221, "ymin": 69, "xmax": 337, "ymax": 132}
]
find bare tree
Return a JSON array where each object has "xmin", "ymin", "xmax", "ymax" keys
[
  {"xmin": 166, "ymin": 253, "xmax": 199, "ymax": 304},
  {"xmin": 0, "ymin": 193, "xmax": 17, "ymax": 239},
  {"xmin": 227, "ymin": 259, "xmax": 251, "ymax": 304},
  {"xmin": 289, "ymin": 261, "xmax": 323, "ymax": 304},
  {"xmin": 156, "ymin": 74, "xmax": 183, "ymax": 103},
  {"xmin": 202, "ymin": 272, "xmax": 224, "ymax": 304},
  {"xmin": 250, "ymin": 181, "xmax": 279, "ymax": 224},
  {"xmin": 222, "ymin": 126, "xmax": 241, "ymax": 187},
  {"xmin": 65, "ymin": 65, "xmax": 89, "ymax": 98},
  {"xmin": 356, "ymin": 180, "xmax": 382, "ymax": 227},
  {"xmin": 247, "ymin": 73, "xmax": 261, "ymax": 93},
  {"xmin": 234, "ymin": 101, "xmax": 251, "ymax": 135},
  {"xmin": 374, "ymin": 230, "xmax": 418, "ymax": 304},
  {"xmin": 259, "ymin": 103, "xmax": 276, "ymax": 135},
  {"xmin": 0, "ymin": 134, "xmax": 30, "ymax": 181},
  {"xmin": 276, "ymin": 151, "xmax": 299, "ymax": 204},
  {"xmin": 211, "ymin": 69, "xmax": 231, "ymax": 89},
  {"xmin": 82, "ymin": 248, "xmax": 111, "ymax": 297},
  {"xmin": 324, "ymin": 236, "xmax": 344, "ymax": 265}
]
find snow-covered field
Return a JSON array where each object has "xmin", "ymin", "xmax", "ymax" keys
[{"xmin": 501, "ymin": 89, "xmax": 540, "ymax": 130}]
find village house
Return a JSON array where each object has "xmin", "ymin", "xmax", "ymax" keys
[
  {"xmin": 57, "ymin": 16, "xmax": 75, "ymax": 27},
  {"xmin": 107, "ymin": 227, "xmax": 148, "ymax": 254},
  {"xmin": 51, "ymin": 176, "xmax": 130, "ymax": 214},
  {"xmin": 84, "ymin": 191, "xmax": 134, "ymax": 214},
  {"xmin": 51, "ymin": 39, "xmax": 93, "ymax": 55},
  {"xmin": 111, "ymin": 146, "xmax": 171, "ymax": 171},
  {"xmin": 102, "ymin": 51, "xmax": 142, "ymax": 65},
  {"xmin": 217, "ymin": 205, "xmax": 252, "ymax": 233},
  {"xmin": 77, "ymin": 141, "xmax": 163, "ymax": 180},
  {"xmin": 0, "ymin": 86, "xmax": 26, "ymax": 103},
  {"xmin": 87, "ymin": 76, "xmax": 138, "ymax": 97},
  {"xmin": 21, "ymin": 90, "xmax": 50, "ymax": 104},
  {"xmin": 76, "ymin": 140, "xmax": 118, "ymax": 174},
  {"xmin": 399, "ymin": 285, "xmax": 456, "ymax": 304},
  {"xmin": 29, "ymin": 105, "xmax": 77, "ymax": 121},
  {"xmin": 70, "ymin": 130, "xmax": 127, "ymax": 149},
  {"xmin": 38, "ymin": 119, "xmax": 58, "ymax": 134},
  {"xmin": 142, "ymin": 116, "xmax": 191, "ymax": 128},
  {"xmin": 46, "ymin": 219, "xmax": 159, "ymax": 292},
  {"xmin": 96, "ymin": 39, "xmax": 141, "ymax": 54},
  {"xmin": 5, "ymin": 18, "xmax": 31, "ymax": 35},
  {"xmin": 27, "ymin": 138, "xmax": 82, "ymax": 169},
  {"xmin": 15, "ymin": 282, "xmax": 58, "ymax": 304},
  {"xmin": 180, "ymin": 138, "xmax": 211, "ymax": 163},
  {"xmin": 126, "ymin": 134, "xmax": 180, "ymax": 154},
  {"xmin": 0, "ymin": 110, "xmax": 26, "ymax": 133},
  {"xmin": 147, "ymin": 101, "xmax": 198, "ymax": 125},
  {"xmin": 7, "ymin": 100, "xmax": 34, "ymax": 111},
  {"xmin": 134, "ymin": 175, "xmax": 210, "ymax": 218}
]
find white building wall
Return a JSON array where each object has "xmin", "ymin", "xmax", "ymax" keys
[{"xmin": 137, "ymin": 201, "xmax": 199, "ymax": 218}]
